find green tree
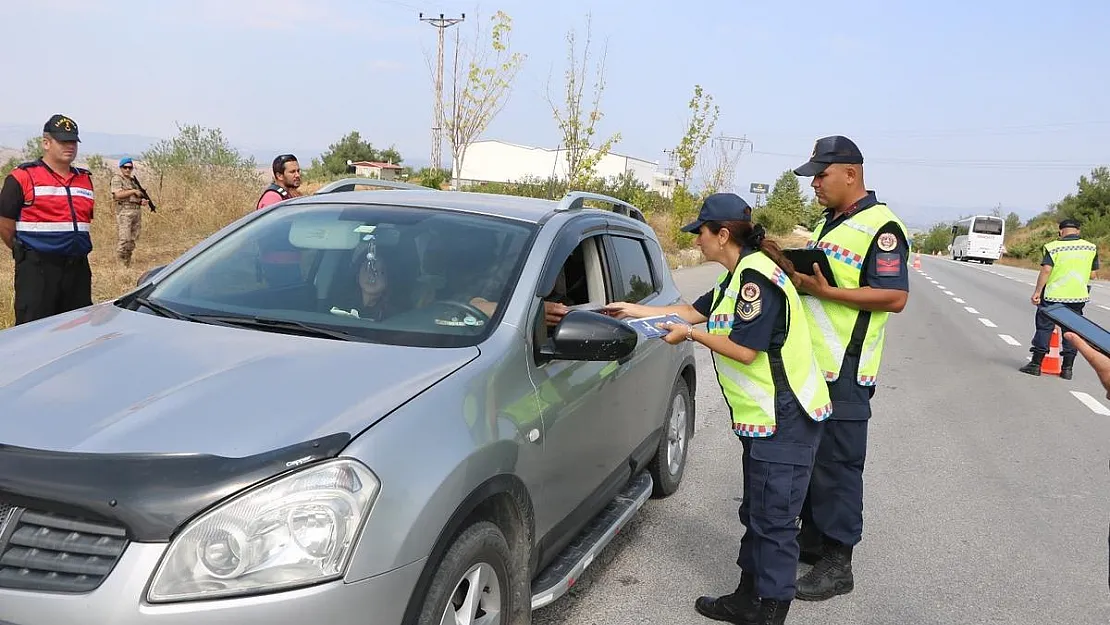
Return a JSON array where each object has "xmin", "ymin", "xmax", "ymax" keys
[
  {"xmin": 547, "ymin": 13, "xmax": 621, "ymax": 187},
  {"xmin": 1004, "ymin": 211, "xmax": 1022, "ymax": 240},
  {"xmin": 306, "ymin": 131, "xmax": 403, "ymax": 179},
  {"xmin": 913, "ymin": 221, "xmax": 954, "ymax": 255},
  {"xmin": 142, "ymin": 123, "xmax": 256, "ymax": 185},
  {"xmin": 1054, "ymin": 166, "xmax": 1110, "ymax": 238},
  {"xmin": 799, "ymin": 195, "xmax": 824, "ymax": 231},
  {"xmin": 672, "ymin": 85, "xmax": 718, "ymax": 189},
  {"xmin": 764, "ymin": 170, "xmax": 806, "ymax": 226},
  {"xmin": 1, "ymin": 136, "xmax": 45, "ymax": 177},
  {"xmin": 440, "ymin": 10, "xmax": 526, "ymax": 184}
]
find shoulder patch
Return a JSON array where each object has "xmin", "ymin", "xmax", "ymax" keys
[
  {"xmin": 877, "ymin": 232, "xmax": 898, "ymax": 252},
  {"xmin": 736, "ymin": 298, "xmax": 762, "ymax": 321},
  {"xmin": 740, "ymin": 281, "xmax": 761, "ymax": 302},
  {"xmin": 875, "ymin": 252, "xmax": 902, "ymax": 276}
]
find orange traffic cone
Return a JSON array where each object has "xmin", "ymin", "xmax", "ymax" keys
[
  {"xmin": 913, "ymin": 253, "xmax": 922, "ymax": 270},
  {"xmin": 1042, "ymin": 327, "xmax": 1062, "ymax": 376}
]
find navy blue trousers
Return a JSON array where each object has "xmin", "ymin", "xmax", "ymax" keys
[
  {"xmin": 800, "ymin": 354, "xmax": 871, "ymax": 548},
  {"xmin": 735, "ymin": 391, "xmax": 823, "ymax": 601},
  {"xmin": 1032, "ymin": 300, "xmax": 1085, "ymax": 357}
]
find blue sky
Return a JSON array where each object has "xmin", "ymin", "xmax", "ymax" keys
[{"xmin": 3, "ymin": 0, "xmax": 1108, "ymax": 228}]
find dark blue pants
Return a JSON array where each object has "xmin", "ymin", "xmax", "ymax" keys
[
  {"xmin": 1032, "ymin": 300, "xmax": 1085, "ymax": 357},
  {"xmin": 800, "ymin": 354, "xmax": 871, "ymax": 548},
  {"xmin": 735, "ymin": 391, "xmax": 823, "ymax": 600}
]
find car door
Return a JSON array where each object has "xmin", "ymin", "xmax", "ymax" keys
[
  {"xmin": 597, "ymin": 228, "xmax": 681, "ymax": 463},
  {"xmin": 525, "ymin": 218, "xmax": 632, "ymax": 545}
]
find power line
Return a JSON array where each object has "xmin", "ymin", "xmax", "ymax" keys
[
  {"xmin": 750, "ymin": 150, "xmax": 1107, "ymax": 171},
  {"xmin": 420, "ymin": 12, "xmax": 465, "ymax": 172}
]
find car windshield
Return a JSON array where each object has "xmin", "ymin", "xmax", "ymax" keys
[
  {"xmin": 972, "ymin": 218, "xmax": 1004, "ymax": 235},
  {"xmin": 141, "ymin": 201, "xmax": 537, "ymax": 348}
]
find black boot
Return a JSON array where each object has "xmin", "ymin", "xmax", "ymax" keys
[
  {"xmin": 795, "ymin": 542, "xmax": 854, "ymax": 601},
  {"xmin": 1060, "ymin": 354, "xmax": 1075, "ymax": 380},
  {"xmin": 1019, "ymin": 351, "xmax": 1045, "ymax": 376},
  {"xmin": 740, "ymin": 598, "xmax": 791, "ymax": 625},
  {"xmin": 694, "ymin": 572, "xmax": 759, "ymax": 623}
]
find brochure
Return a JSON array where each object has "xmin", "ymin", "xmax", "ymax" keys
[{"xmin": 623, "ymin": 313, "xmax": 689, "ymax": 339}]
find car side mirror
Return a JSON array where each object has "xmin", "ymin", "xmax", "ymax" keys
[
  {"xmin": 538, "ymin": 310, "xmax": 638, "ymax": 363},
  {"xmin": 136, "ymin": 264, "xmax": 168, "ymax": 286}
]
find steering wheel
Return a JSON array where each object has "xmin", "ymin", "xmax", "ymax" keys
[{"xmin": 435, "ymin": 300, "xmax": 492, "ymax": 324}]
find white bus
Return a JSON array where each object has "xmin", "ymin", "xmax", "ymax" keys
[{"xmin": 950, "ymin": 215, "xmax": 1005, "ymax": 264}]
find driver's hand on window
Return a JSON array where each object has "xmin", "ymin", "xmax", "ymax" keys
[{"xmin": 544, "ymin": 301, "xmax": 569, "ymax": 327}]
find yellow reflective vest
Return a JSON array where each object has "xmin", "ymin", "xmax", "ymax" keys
[
  {"xmin": 803, "ymin": 203, "xmax": 908, "ymax": 385},
  {"xmin": 1043, "ymin": 238, "xmax": 1098, "ymax": 303},
  {"xmin": 706, "ymin": 251, "xmax": 832, "ymax": 438}
]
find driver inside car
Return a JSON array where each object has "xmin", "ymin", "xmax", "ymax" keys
[
  {"xmin": 330, "ymin": 245, "xmax": 398, "ymax": 322},
  {"xmin": 469, "ymin": 268, "xmax": 571, "ymax": 327}
]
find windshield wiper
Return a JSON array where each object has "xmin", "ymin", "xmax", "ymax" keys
[
  {"xmin": 133, "ymin": 297, "xmax": 199, "ymax": 322},
  {"xmin": 190, "ymin": 314, "xmax": 367, "ymax": 342}
]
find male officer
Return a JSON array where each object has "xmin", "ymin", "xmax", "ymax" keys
[
  {"xmin": 789, "ymin": 136, "xmax": 910, "ymax": 602},
  {"xmin": 1019, "ymin": 218, "xmax": 1099, "ymax": 379},
  {"xmin": 0, "ymin": 114, "xmax": 95, "ymax": 325},
  {"xmin": 109, "ymin": 156, "xmax": 152, "ymax": 266}
]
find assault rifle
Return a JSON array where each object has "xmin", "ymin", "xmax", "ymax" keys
[{"xmin": 131, "ymin": 176, "xmax": 157, "ymax": 213}]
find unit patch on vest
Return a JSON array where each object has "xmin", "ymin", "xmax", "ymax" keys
[
  {"xmin": 877, "ymin": 232, "xmax": 898, "ymax": 252},
  {"xmin": 740, "ymin": 281, "xmax": 761, "ymax": 302}
]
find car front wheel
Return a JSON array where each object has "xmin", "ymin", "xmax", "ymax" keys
[
  {"xmin": 648, "ymin": 376, "xmax": 692, "ymax": 497},
  {"xmin": 417, "ymin": 521, "xmax": 522, "ymax": 625}
]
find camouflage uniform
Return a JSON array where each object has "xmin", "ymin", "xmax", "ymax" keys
[{"xmin": 109, "ymin": 172, "xmax": 143, "ymax": 265}]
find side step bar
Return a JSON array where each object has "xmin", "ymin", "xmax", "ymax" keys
[{"xmin": 530, "ymin": 471, "xmax": 653, "ymax": 610}]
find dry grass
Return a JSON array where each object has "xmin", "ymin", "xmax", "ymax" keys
[{"xmin": 0, "ymin": 167, "xmax": 265, "ymax": 329}]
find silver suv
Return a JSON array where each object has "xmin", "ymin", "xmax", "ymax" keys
[{"xmin": 0, "ymin": 188, "xmax": 697, "ymax": 625}]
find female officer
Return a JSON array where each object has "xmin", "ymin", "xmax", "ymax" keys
[{"xmin": 604, "ymin": 193, "xmax": 831, "ymax": 625}]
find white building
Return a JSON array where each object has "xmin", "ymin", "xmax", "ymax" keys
[{"xmin": 454, "ymin": 139, "xmax": 676, "ymax": 198}]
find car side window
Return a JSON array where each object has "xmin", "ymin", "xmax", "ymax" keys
[{"xmin": 606, "ymin": 235, "xmax": 658, "ymax": 303}]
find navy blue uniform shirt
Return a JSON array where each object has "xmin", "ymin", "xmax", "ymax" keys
[
  {"xmin": 1040, "ymin": 234, "xmax": 1100, "ymax": 270},
  {"xmin": 817, "ymin": 191, "xmax": 910, "ymax": 293},
  {"xmin": 692, "ymin": 249, "xmax": 788, "ymax": 352}
]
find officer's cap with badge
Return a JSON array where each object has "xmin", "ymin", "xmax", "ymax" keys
[
  {"xmin": 43, "ymin": 114, "xmax": 80, "ymax": 143},
  {"xmin": 680, "ymin": 192, "xmax": 753, "ymax": 234},
  {"xmin": 793, "ymin": 135, "xmax": 862, "ymax": 177}
]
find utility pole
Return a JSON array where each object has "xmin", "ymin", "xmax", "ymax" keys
[
  {"xmin": 420, "ymin": 12, "xmax": 465, "ymax": 172},
  {"xmin": 710, "ymin": 134, "xmax": 752, "ymax": 193}
]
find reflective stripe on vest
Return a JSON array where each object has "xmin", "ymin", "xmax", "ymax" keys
[
  {"xmin": 804, "ymin": 203, "xmax": 908, "ymax": 385},
  {"xmin": 707, "ymin": 254, "xmax": 832, "ymax": 438},
  {"xmin": 1043, "ymin": 239, "xmax": 1097, "ymax": 303},
  {"xmin": 11, "ymin": 162, "xmax": 95, "ymax": 256}
]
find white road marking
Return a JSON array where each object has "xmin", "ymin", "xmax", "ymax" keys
[
  {"xmin": 998, "ymin": 334, "xmax": 1021, "ymax": 346},
  {"xmin": 944, "ymin": 290, "xmax": 954, "ymax": 296},
  {"xmin": 979, "ymin": 318, "xmax": 997, "ymax": 328},
  {"xmin": 937, "ymin": 285, "xmax": 947, "ymax": 289},
  {"xmin": 1070, "ymin": 391, "xmax": 1110, "ymax": 416},
  {"xmin": 965, "ymin": 307, "xmax": 980, "ymax": 314},
  {"xmin": 1099, "ymin": 305, "xmax": 1110, "ymax": 312},
  {"xmin": 953, "ymin": 298, "xmax": 966, "ymax": 303}
]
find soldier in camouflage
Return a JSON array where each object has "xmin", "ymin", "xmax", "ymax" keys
[{"xmin": 109, "ymin": 157, "xmax": 150, "ymax": 266}]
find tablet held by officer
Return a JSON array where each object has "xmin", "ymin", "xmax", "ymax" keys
[
  {"xmin": 605, "ymin": 193, "xmax": 832, "ymax": 625},
  {"xmin": 789, "ymin": 136, "xmax": 910, "ymax": 602},
  {"xmin": 1019, "ymin": 218, "xmax": 1099, "ymax": 379},
  {"xmin": 0, "ymin": 114, "xmax": 95, "ymax": 325}
]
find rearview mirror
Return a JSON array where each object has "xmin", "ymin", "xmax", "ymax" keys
[{"xmin": 538, "ymin": 310, "xmax": 638, "ymax": 362}]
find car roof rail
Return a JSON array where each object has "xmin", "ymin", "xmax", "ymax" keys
[
  {"xmin": 554, "ymin": 191, "xmax": 647, "ymax": 223},
  {"xmin": 313, "ymin": 178, "xmax": 432, "ymax": 194}
]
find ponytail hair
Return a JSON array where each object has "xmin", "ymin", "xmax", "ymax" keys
[{"xmin": 705, "ymin": 220, "xmax": 796, "ymax": 277}]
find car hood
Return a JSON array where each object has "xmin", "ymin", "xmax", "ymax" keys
[{"xmin": 0, "ymin": 303, "xmax": 479, "ymax": 457}]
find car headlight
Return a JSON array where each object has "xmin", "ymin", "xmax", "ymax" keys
[{"xmin": 147, "ymin": 458, "xmax": 380, "ymax": 603}]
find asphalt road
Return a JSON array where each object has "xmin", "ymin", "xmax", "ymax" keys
[{"xmin": 532, "ymin": 255, "xmax": 1110, "ymax": 625}]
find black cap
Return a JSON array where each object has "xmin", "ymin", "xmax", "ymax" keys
[
  {"xmin": 43, "ymin": 114, "xmax": 80, "ymax": 142},
  {"xmin": 793, "ymin": 135, "xmax": 862, "ymax": 176},
  {"xmin": 680, "ymin": 193, "xmax": 752, "ymax": 233},
  {"xmin": 1059, "ymin": 218, "xmax": 1081, "ymax": 230}
]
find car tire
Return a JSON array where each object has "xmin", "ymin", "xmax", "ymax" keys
[
  {"xmin": 416, "ymin": 521, "xmax": 525, "ymax": 625},
  {"xmin": 647, "ymin": 376, "xmax": 692, "ymax": 498}
]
